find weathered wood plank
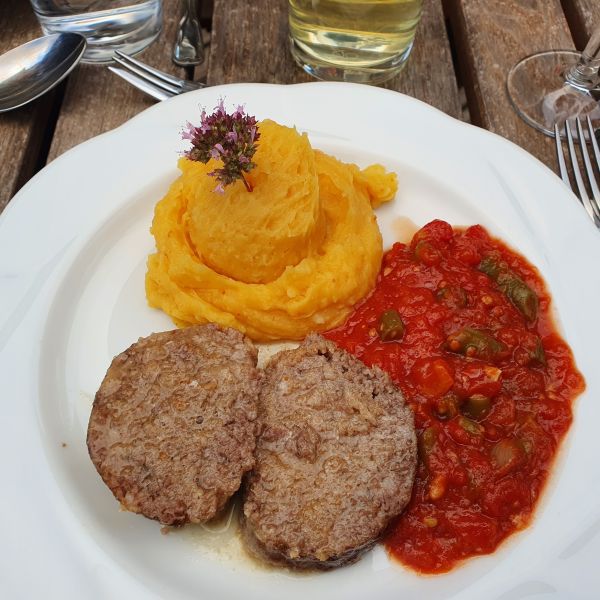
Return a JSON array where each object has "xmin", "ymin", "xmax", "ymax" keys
[
  {"xmin": 562, "ymin": 0, "xmax": 600, "ymax": 50},
  {"xmin": 47, "ymin": 6, "xmax": 183, "ymax": 161},
  {"xmin": 384, "ymin": 0, "xmax": 462, "ymax": 119},
  {"xmin": 208, "ymin": 0, "xmax": 461, "ymax": 119},
  {"xmin": 207, "ymin": 0, "xmax": 310, "ymax": 85},
  {"xmin": 0, "ymin": 0, "xmax": 55, "ymax": 213},
  {"xmin": 447, "ymin": 0, "xmax": 574, "ymax": 165}
]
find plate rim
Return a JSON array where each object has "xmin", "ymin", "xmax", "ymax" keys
[{"xmin": 1, "ymin": 81, "xmax": 599, "ymax": 600}]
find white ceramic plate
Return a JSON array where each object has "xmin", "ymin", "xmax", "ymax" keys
[{"xmin": 1, "ymin": 83, "xmax": 599, "ymax": 600}]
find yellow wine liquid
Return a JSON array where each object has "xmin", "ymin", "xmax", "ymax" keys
[{"xmin": 289, "ymin": 0, "xmax": 422, "ymax": 78}]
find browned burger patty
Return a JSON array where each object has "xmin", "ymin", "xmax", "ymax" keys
[
  {"xmin": 242, "ymin": 334, "xmax": 417, "ymax": 569},
  {"xmin": 87, "ymin": 324, "xmax": 260, "ymax": 526}
]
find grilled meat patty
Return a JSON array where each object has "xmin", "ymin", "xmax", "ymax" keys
[
  {"xmin": 242, "ymin": 334, "xmax": 417, "ymax": 569},
  {"xmin": 87, "ymin": 324, "xmax": 260, "ymax": 526}
]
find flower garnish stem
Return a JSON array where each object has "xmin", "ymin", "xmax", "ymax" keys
[{"xmin": 242, "ymin": 174, "xmax": 252, "ymax": 192}]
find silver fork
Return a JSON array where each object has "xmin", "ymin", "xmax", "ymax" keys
[
  {"xmin": 554, "ymin": 117, "xmax": 600, "ymax": 228},
  {"xmin": 172, "ymin": 0, "xmax": 205, "ymax": 67},
  {"xmin": 108, "ymin": 50, "xmax": 205, "ymax": 102}
]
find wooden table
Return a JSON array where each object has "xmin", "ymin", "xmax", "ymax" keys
[{"xmin": 0, "ymin": 0, "xmax": 598, "ymax": 214}]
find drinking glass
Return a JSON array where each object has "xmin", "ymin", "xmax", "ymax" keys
[
  {"xmin": 288, "ymin": 0, "xmax": 423, "ymax": 85},
  {"xmin": 507, "ymin": 26, "xmax": 600, "ymax": 137},
  {"xmin": 29, "ymin": 0, "xmax": 163, "ymax": 63}
]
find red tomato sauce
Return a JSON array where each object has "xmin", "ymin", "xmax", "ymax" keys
[{"xmin": 325, "ymin": 220, "xmax": 585, "ymax": 574}]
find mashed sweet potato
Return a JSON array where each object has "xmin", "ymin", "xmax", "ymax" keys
[{"xmin": 146, "ymin": 119, "xmax": 396, "ymax": 341}]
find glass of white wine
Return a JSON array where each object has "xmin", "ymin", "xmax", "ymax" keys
[{"xmin": 288, "ymin": 0, "xmax": 423, "ymax": 85}]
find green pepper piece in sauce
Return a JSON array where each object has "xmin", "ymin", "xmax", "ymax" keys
[
  {"xmin": 446, "ymin": 327, "xmax": 507, "ymax": 361},
  {"xmin": 461, "ymin": 394, "xmax": 492, "ymax": 420},
  {"xmin": 479, "ymin": 256, "xmax": 539, "ymax": 322},
  {"xmin": 378, "ymin": 309, "xmax": 405, "ymax": 342},
  {"xmin": 478, "ymin": 255, "xmax": 502, "ymax": 280},
  {"xmin": 497, "ymin": 273, "xmax": 539, "ymax": 323},
  {"xmin": 529, "ymin": 338, "xmax": 547, "ymax": 366}
]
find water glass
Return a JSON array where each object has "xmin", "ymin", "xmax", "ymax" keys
[
  {"xmin": 289, "ymin": 0, "xmax": 423, "ymax": 85},
  {"xmin": 29, "ymin": 0, "xmax": 163, "ymax": 63}
]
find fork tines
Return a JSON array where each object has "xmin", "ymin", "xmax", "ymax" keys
[
  {"xmin": 554, "ymin": 117, "xmax": 600, "ymax": 228},
  {"xmin": 109, "ymin": 50, "xmax": 204, "ymax": 102}
]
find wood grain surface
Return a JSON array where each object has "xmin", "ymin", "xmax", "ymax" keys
[
  {"xmin": 562, "ymin": 0, "xmax": 600, "ymax": 49},
  {"xmin": 207, "ymin": 0, "xmax": 310, "ymax": 85},
  {"xmin": 47, "ymin": 4, "xmax": 183, "ymax": 161},
  {"xmin": 208, "ymin": 0, "xmax": 461, "ymax": 119},
  {"xmin": 383, "ymin": 0, "xmax": 462, "ymax": 119},
  {"xmin": 0, "ymin": 0, "xmax": 50, "ymax": 213},
  {"xmin": 447, "ymin": 0, "xmax": 575, "ymax": 166}
]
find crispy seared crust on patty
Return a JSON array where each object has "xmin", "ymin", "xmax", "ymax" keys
[
  {"xmin": 242, "ymin": 334, "xmax": 417, "ymax": 569},
  {"xmin": 87, "ymin": 324, "xmax": 260, "ymax": 526}
]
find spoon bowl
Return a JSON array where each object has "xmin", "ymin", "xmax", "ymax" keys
[{"xmin": 0, "ymin": 33, "xmax": 86, "ymax": 113}]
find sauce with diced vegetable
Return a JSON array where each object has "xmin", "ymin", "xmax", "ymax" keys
[{"xmin": 325, "ymin": 220, "xmax": 585, "ymax": 574}]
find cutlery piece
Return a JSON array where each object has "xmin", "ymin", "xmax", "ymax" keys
[
  {"xmin": 109, "ymin": 50, "xmax": 204, "ymax": 99},
  {"xmin": 108, "ymin": 66, "xmax": 172, "ymax": 102},
  {"xmin": 0, "ymin": 33, "xmax": 85, "ymax": 113},
  {"xmin": 172, "ymin": 0, "xmax": 205, "ymax": 67},
  {"xmin": 554, "ymin": 118, "xmax": 600, "ymax": 228}
]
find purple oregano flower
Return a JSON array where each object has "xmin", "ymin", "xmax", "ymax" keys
[{"xmin": 182, "ymin": 99, "xmax": 260, "ymax": 193}]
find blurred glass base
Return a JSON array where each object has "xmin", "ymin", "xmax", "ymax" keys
[
  {"xmin": 507, "ymin": 50, "xmax": 600, "ymax": 137},
  {"xmin": 290, "ymin": 36, "xmax": 413, "ymax": 85},
  {"xmin": 31, "ymin": 0, "xmax": 163, "ymax": 63},
  {"xmin": 288, "ymin": 0, "xmax": 422, "ymax": 85}
]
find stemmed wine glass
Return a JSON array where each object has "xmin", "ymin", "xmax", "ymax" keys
[{"xmin": 507, "ymin": 26, "xmax": 600, "ymax": 137}]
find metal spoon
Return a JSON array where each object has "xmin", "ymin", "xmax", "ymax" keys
[
  {"xmin": 0, "ymin": 33, "xmax": 86, "ymax": 113},
  {"xmin": 172, "ymin": 0, "xmax": 204, "ymax": 67}
]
